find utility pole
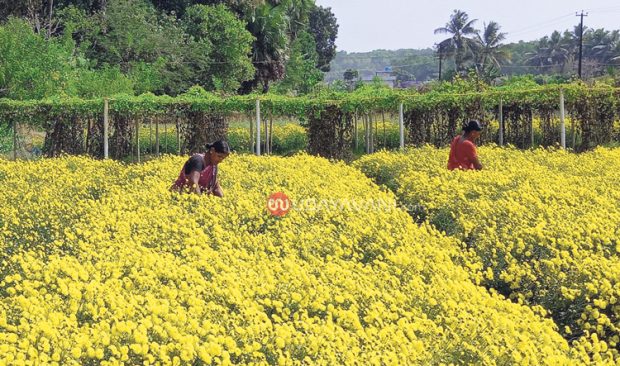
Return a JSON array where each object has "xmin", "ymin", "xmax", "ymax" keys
[
  {"xmin": 437, "ymin": 43, "xmax": 443, "ymax": 81},
  {"xmin": 576, "ymin": 11, "xmax": 588, "ymax": 79},
  {"xmin": 438, "ymin": 53, "xmax": 443, "ymax": 81}
]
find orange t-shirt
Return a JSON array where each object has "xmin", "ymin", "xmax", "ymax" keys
[{"xmin": 447, "ymin": 136, "xmax": 478, "ymax": 170}]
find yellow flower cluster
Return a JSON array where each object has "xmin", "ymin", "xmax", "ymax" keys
[
  {"xmin": 356, "ymin": 145, "xmax": 620, "ymax": 364},
  {"xmin": 227, "ymin": 124, "xmax": 307, "ymax": 154},
  {"xmin": 0, "ymin": 154, "xmax": 579, "ymax": 365},
  {"xmin": 136, "ymin": 123, "xmax": 307, "ymax": 155}
]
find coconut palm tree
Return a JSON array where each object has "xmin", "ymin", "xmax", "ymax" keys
[
  {"xmin": 282, "ymin": 0, "xmax": 312, "ymax": 38},
  {"xmin": 240, "ymin": 3, "xmax": 290, "ymax": 93},
  {"xmin": 434, "ymin": 10, "xmax": 478, "ymax": 74},
  {"xmin": 525, "ymin": 32, "xmax": 571, "ymax": 74},
  {"xmin": 590, "ymin": 29, "xmax": 620, "ymax": 64},
  {"xmin": 474, "ymin": 21, "xmax": 509, "ymax": 79},
  {"xmin": 561, "ymin": 25, "xmax": 586, "ymax": 73},
  {"xmin": 546, "ymin": 30, "xmax": 570, "ymax": 73},
  {"xmin": 525, "ymin": 37, "xmax": 551, "ymax": 73}
]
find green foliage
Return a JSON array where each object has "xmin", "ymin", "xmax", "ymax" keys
[
  {"xmin": 327, "ymin": 80, "xmax": 349, "ymax": 93},
  {"xmin": 0, "ymin": 18, "xmax": 77, "ymax": 100},
  {"xmin": 56, "ymin": 5, "xmax": 101, "ymax": 57},
  {"xmin": 128, "ymin": 60, "xmax": 167, "ymax": 95},
  {"xmin": 495, "ymin": 75, "xmax": 541, "ymax": 89},
  {"xmin": 1, "ymin": 81, "xmax": 617, "ymax": 132},
  {"xmin": 149, "ymin": 0, "xmax": 339, "ymax": 93},
  {"xmin": 308, "ymin": 5, "xmax": 338, "ymax": 72},
  {"xmin": 96, "ymin": 0, "xmax": 182, "ymax": 69},
  {"xmin": 75, "ymin": 65, "xmax": 134, "ymax": 98},
  {"xmin": 241, "ymin": 2, "xmax": 290, "ymax": 93},
  {"xmin": 434, "ymin": 9, "xmax": 479, "ymax": 74},
  {"xmin": 0, "ymin": 122, "xmax": 12, "ymax": 154},
  {"xmin": 273, "ymin": 31, "xmax": 323, "ymax": 95},
  {"xmin": 428, "ymin": 73, "xmax": 489, "ymax": 93},
  {"xmin": 58, "ymin": 0, "xmax": 186, "ymax": 95},
  {"xmin": 2, "ymin": 0, "xmax": 338, "ymax": 97},
  {"xmin": 183, "ymin": 4, "xmax": 255, "ymax": 93}
]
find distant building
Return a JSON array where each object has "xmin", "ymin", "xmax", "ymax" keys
[
  {"xmin": 361, "ymin": 67, "xmax": 397, "ymax": 88},
  {"xmin": 358, "ymin": 66, "xmax": 429, "ymax": 89},
  {"xmin": 396, "ymin": 80, "xmax": 425, "ymax": 89}
]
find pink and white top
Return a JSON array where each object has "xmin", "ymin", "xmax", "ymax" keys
[{"xmin": 173, "ymin": 154, "xmax": 218, "ymax": 193}]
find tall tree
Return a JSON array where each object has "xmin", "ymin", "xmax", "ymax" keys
[
  {"xmin": 0, "ymin": 0, "xmax": 59, "ymax": 37},
  {"xmin": 525, "ymin": 32, "xmax": 570, "ymax": 75},
  {"xmin": 525, "ymin": 37, "xmax": 551, "ymax": 73},
  {"xmin": 183, "ymin": 4, "xmax": 254, "ymax": 92},
  {"xmin": 84, "ymin": 0, "xmax": 335, "ymax": 94},
  {"xmin": 283, "ymin": 0, "xmax": 312, "ymax": 37},
  {"xmin": 474, "ymin": 21, "xmax": 509, "ymax": 80},
  {"xmin": 76, "ymin": 0, "xmax": 184, "ymax": 70},
  {"xmin": 240, "ymin": 2, "xmax": 290, "ymax": 93},
  {"xmin": 547, "ymin": 30, "xmax": 570, "ymax": 73},
  {"xmin": 274, "ymin": 30, "xmax": 322, "ymax": 94},
  {"xmin": 308, "ymin": 5, "xmax": 338, "ymax": 72},
  {"xmin": 149, "ymin": 0, "xmax": 262, "ymax": 17},
  {"xmin": 588, "ymin": 29, "xmax": 620, "ymax": 64},
  {"xmin": 435, "ymin": 41, "xmax": 453, "ymax": 80},
  {"xmin": 60, "ymin": 0, "xmax": 187, "ymax": 94},
  {"xmin": 434, "ymin": 9, "xmax": 478, "ymax": 74},
  {"xmin": 343, "ymin": 68, "xmax": 359, "ymax": 81}
]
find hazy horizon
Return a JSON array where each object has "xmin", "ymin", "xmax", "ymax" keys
[{"xmin": 315, "ymin": 0, "xmax": 620, "ymax": 53}]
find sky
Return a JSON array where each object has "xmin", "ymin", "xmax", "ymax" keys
[{"xmin": 314, "ymin": 0, "xmax": 620, "ymax": 53}]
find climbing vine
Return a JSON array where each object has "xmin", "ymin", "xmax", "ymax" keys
[{"xmin": 0, "ymin": 83, "xmax": 618, "ymax": 159}]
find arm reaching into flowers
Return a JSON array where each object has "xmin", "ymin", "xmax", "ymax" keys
[{"xmin": 170, "ymin": 141, "xmax": 230, "ymax": 197}]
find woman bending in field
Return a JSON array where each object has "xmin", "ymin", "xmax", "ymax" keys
[
  {"xmin": 447, "ymin": 120, "xmax": 483, "ymax": 171},
  {"xmin": 170, "ymin": 140, "xmax": 230, "ymax": 197}
]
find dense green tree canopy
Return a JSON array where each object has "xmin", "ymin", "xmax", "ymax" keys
[
  {"xmin": 0, "ymin": 18, "xmax": 76, "ymax": 99},
  {"xmin": 273, "ymin": 30, "xmax": 323, "ymax": 95},
  {"xmin": 309, "ymin": 5, "xmax": 338, "ymax": 72},
  {"xmin": 0, "ymin": 0, "xmax": 339, "ymax": 98},
  {"xmin": 183, "ymin": 4, "xmax": 255, "ymax": 92}
]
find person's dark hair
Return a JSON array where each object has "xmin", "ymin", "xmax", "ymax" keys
[
  {"xmin": 206, "ymin": 140, "xmax": 230, "ymax": 154},
  {"xmin": 462, "ymin": 120, "xmax": 483, "ymax": 133}
]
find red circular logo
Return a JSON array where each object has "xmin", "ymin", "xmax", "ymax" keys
[{"xmin": 267, "ymin": 192, "xmax": 291, "ymax": 217}]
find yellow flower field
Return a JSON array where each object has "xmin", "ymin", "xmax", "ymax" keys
[
  {"xmin": 356, "ymin": 146, "xmax": 620, "ymax": 364},
  {"xmin": 0, "ymin": 154, "xmax": 584, "ymax": 364}
]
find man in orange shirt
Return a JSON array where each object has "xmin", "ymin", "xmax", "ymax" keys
[{"xmin": 447, "ymin": 120, "xmax": 483, "ymax": 170}]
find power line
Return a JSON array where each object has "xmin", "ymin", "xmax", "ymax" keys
[
  {"xmin": 506, "ymin": 13, "xmax": 575, "ymax": 37},
  {"xmin": 584, "ymin": 5, "xmax": 620, "ymax": 13}
]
